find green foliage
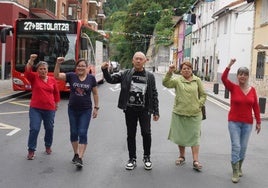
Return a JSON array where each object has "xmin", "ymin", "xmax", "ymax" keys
[
  {"xmin": 103, "ymin": 0, "xmax": 134, "ymax": 16},
  {"xmin": 108, "ymin": 11, "xmax": 132, "ymax": 68},
  {"xmin": 103, "ymin": 0, "xmax": 196, "ymax": 68},
  {"xmin": 122, "ymin": 0, "xmax": 162, "ymax": 67},
  {"xmin": 155, "ymin": 10, "xmax": 174, "ymax": 47}
]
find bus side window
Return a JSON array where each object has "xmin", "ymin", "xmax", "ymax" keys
[
  {"xmin": 81, "ymin": 37, "xmax": 88, "ymax": 50},
  {"xmin": 80, "ymin": 37, "xmax": 88, "ymax": 60}
]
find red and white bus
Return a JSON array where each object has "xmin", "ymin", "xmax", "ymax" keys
[{"xmin": 11, "ymin": 19, "xmax": 108, "ymax": 91}]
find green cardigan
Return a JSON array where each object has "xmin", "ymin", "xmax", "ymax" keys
[{"xmin": 162, "ymin": 72, "xmax": 207, "ymax": 116}]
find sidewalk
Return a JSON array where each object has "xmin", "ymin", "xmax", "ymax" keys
[
  {"xmin": 0, "ymin": 79, "xmax": 267, "ymax": 120},
  {"xmin": 0, "ymin": 79, "xmax": 27, "ymax": 102},
  {"xmin": 203, "ymin": 81, "xmax": 268, "ymax": 120}
]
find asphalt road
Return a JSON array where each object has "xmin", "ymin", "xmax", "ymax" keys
[{"xmin": 0, "ymin": 73, "xmax": 267, "ymax": 188}]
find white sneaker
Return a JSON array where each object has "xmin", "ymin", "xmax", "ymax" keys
[
  {"xmin": 125, "ymin": 158, "xmax": 137, "ymax": 170},
  {"xmin": 143, "ymin": 156, "xmax": 152, "ymax": 170}
]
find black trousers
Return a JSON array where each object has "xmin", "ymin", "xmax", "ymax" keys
[{"xmin": 124, "ymin": 107, "xmax": 151, "ymax": 159}]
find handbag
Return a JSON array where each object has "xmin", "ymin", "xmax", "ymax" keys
[
  {"xmin": 201, "ymin": 105, "xmax": 206, "ymax": 120},
  {"xmin": 197, "ymin": 79, "xmax": 206, "ymax": 120}
]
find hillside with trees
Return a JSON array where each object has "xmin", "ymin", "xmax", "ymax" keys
[{"xmin": 103, "ymin": 0, "xmax": 195, "ymax": 68}]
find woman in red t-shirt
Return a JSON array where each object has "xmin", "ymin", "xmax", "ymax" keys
[
  {"xmin": 25, "ymin": 54, "xmax": 60, "ymax": 160},
  {"xmin": 221, "ymin": 58, "xmax": 261, "ymax": 183}
]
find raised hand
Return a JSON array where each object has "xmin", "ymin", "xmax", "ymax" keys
[
  {"xmin": 228, "ymin": 58, "xmax": 236, "ymax": 67},
  {"xmin": 56, "ymin": 57, "xmax": 65, "ymax": 64},
  {"xmin": 28, "ymin": 54, "xmax": 38, "ymax": 65},
  {"xmin": 168, "ymin": 64, "xmax": 176, "ymax": 73},
  {"xmin": 101, "ymin": 62, "xmax": 109, "ymax": 69}
]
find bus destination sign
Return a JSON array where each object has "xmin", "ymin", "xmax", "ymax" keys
[{"xmin": 17, "ymin": 20, "xmax": 77, "ymax": 33}]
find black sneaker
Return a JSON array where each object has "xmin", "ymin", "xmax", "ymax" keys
[
  {"xmin": 72, "ymin": 154, "xmax": 79, "ymax": 164},
  {"xmin": 75, "ymin": 158, "xmax": 83, "ymax": 168},
  {"xmin": 143, "ymin": 156, "xmax": 152, "ymax": 170},
  {"xmin": 125, "ymin": 158, "xmax": 137, "ymax": 170}
]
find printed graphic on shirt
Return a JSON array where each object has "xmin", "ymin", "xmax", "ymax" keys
[
  {"xmin": 127, "ymin": 75, "xmax": 147, "ymax": 107},
  {"xmin": 73, "ymin": 82, "xmax": 90, "ymax": 96}
]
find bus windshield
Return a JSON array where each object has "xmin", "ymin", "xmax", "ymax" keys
[{"xmin": 15, "ymin": 32, "xmax": 76, "ymax": 72}]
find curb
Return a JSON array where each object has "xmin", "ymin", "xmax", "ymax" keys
[
  {"xmin": 207, "ymin": 93, "xmax": 230, "ymax": 107},
  {"xmin": 0, "ymin": 91, "xmax": 29, "ymax": 102},
  {"xmin": 207, "ymin": 93, "xmax": 268, "ymax": 121}
]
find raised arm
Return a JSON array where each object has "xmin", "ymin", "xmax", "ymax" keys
[
  {"xmin": 54, "ymin": 57, "xmax": 66, "ymax": 81},
  {"xmin": 25, "ymin": 54, "xmax": 37, "ymax": 72},
  {"xmin": 162, "ymin": 64, "xmax": 177, "ymax": 88},
  {"xmin": 101, "ymin": 62, "xmax": 122, "ymax": 84},
  {"xmin": 221, "ymin": 58, "xmax": 236, "ymax": 89}
]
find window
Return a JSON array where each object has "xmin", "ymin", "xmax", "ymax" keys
[
  {"xmin": 261, "ymin": 0, "xmax": 268, "ymax": 25},
  {"xmin": 224, "ymin": 16, "xmax": 228, "ymax": 34},
  {"xmin": 256, "ymin": 51, "xmax": 265, "ymax": 79},
  {"xmin": 217, "ymin": 21, "xmax": 220, "ymax": 37},
  {"xmin": 62, "ymin": 3, "xmax": 65, "ymax": 16}
]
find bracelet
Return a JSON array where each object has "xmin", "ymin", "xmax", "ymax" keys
[{"xmin": 94, "ymin": 106, "xmax": 100, "ymax": 110}]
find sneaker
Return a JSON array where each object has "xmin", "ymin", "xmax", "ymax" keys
[
  {"xmin": 143, "ymin": 156, "xmax": 152, "ymax": 170},
  {"xmin": 75, "ymin": 158, "xmax": 83, "ymax": 168},
  {"xmin": 27, "ymin": 151, "xmax": 35, "ymax": 160},
  {"xmin": 72, "ymin": 154, "xmax": 79, "ymax": 164},
  {"xmin": 45, "ymin": 147, "xmax": 52, "ymax": 155},
  {"xmin": 125, "ymin": 158, "xmax": 137, "ymax": 170}
]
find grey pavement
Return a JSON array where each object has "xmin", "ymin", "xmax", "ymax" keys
[
  {"xmin": 0, "ymin": 79, "xmax": 28, "ymax": 102},
  {"xmin": 0, "ymin": 78, "xmax": 267, "ymax": 120}
]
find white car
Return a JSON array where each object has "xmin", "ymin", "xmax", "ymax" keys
[{"xmin": 109, "ymin": 61, "xmax": 120, "ymax": 73}]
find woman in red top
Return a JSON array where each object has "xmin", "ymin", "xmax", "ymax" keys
[
  {"xmin": 221, "ymin": 58, "xmax": 261, "ymax": 183},
  {"xmin": 25, "ymin": 54, "xmax": 60, "ymax": 160}
]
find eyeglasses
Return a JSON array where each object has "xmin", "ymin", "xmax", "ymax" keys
[{"xmin": 76, "ymin": 65, "xmax": 87, "ymax": 68}]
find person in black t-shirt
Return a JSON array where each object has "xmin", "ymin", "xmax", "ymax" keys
[{"xmin": 101, "ymin": 52, "xmax": 159, "ymax": 171}]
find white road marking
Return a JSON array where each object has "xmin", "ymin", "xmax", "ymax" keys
[
  {"xmin": 0, "ymin": 92, "xmax": 30, "ymax": 105},
  {"xmin": 0, "ymin": 111, "xmax": 28, "ymax": 115},
  {"xmin": 110, "ymin": 84, "xmax": 121, "ymax": 92},
  {"xmin": 163, "ymin": 88, "xmax": 175, "ymax": 96},
  {"xmin": 9, "ymin": 101, "xmax": 29, "ymax": 107},
  {"xmin": 0, "ymin": 122, "xmax": 21, "ymax": 136},
  {"xmin": 207, "ymin": 96, "xmax": 230, "ymax": 111},
  {"xmin": 163, "ymin": 88, "xmax": 229, "ymax": 111}
]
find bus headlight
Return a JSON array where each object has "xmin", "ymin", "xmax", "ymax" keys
[{"xmin": 13, "ymin": 78, "xmax": 24, "ymax": 85}]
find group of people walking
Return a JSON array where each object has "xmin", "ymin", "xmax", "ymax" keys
[{"xmin": 25, "ymin": 52, "xmax": 261, "ymax": 183}]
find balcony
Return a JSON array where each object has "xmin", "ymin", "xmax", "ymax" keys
[
  {"xmin": 68, "ymin": 0, "xmax": 82, "ymax": 4},
  {"xmin": 29, "ymin": 0, "xmax": 56, "ymax": 19}
]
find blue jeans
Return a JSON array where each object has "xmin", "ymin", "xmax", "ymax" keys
[
  {"xmin": 28, "ymin": 107, "xmax": 55, "ymax": 151},
  {"xmin": 68, "ymin": 107, "xmax": 92, "ymax": 144},
  {"xmin": 228, "ymin": 121, "xmax": 253, "ymax": 164}
]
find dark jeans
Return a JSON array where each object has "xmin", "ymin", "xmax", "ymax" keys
[
  {"xmin": 68, "ymin": 107, "xmax": 92, "ymax": 144},
  {"xmin": 28, "ymin": 107, "xmax": 55, "ymax": 151},
  {"xmin": 124, "ymin": 107, "xmax": 152, "ymax": 159}
]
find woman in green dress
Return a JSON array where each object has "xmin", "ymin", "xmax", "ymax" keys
[{"xmin": 162, "ymin": 61, "xmax": 207, "ymax": 171}]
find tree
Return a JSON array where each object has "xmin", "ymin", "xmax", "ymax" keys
[
  {"xmin": 103, "ymin": 0, "xmax": 196, "ymax": 68},
  {"xmin": 155, "ymin": 10, "xmax": 174, "ymax": 47},
  {"xmin": 123, "ymin": 0, "xmax": 162, "ymax": 66}
]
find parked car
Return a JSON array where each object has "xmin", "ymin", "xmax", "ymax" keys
[{"xmin": 109, "ymin": 61, "xmax": 120, "ymax": 73}]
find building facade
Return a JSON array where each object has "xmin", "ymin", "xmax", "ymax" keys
[
  {"xmin": 0, "ymin": 0, "xmax": 106, "ymax": 79},
  {"xmin": 251, "ymin": 0, "xmax": 268, "ymax": 98}
]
